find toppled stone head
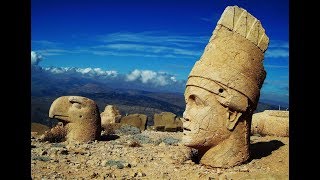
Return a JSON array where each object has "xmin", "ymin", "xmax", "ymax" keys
[
  {"xmin": 100, "ymin": 105, "xmax": 122, "ymax": 130},
  {"xmin": 48, "ymin": 96, "xmax": 101, "ymax": 143},
  {"xmin": 182, "ymin": 6, "xmax": 269, "ymax": 168}
]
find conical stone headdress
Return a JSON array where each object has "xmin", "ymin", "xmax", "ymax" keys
[{"xmin": 187, "ymin": 6, "xmax": 269, "ymax": 109}]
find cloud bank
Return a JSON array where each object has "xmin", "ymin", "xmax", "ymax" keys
[
  {"xmin": 31, "ymin": 51, "xmax": 43, "ymax": 65},
  {"xmin": 31, "ymin": 48, "xmax": 184, "ymax": 86},
  {"xmin": 33, "ymin": 31, "xmax": 208, "ymax": 59},
  {"xmin": 126, "ymin": 69, "xmax": 177, "ymax": 86},
  {"xmin": 43, "ymin": 67, "xmax": 118, "ymax": 78},
  {"xmin": 31, "ymin": 50, "xmax": 185, "ymax": 92}
]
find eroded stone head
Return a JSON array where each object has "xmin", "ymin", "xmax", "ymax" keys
[
  {"xmin": 100, "ymin": 105, "xmax": 122, "ymax": 130},
  {"xmin": 182, "ymin": 6, "xmax": 269, "ymax": 168},
  {"xmin": 49, "ymin": 96, "xmax": 101, "ymax": 143}
]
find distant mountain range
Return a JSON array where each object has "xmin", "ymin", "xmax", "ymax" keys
[{"xmin": 31, "ymin": 69, "xmax": 284, "ymax": 128}]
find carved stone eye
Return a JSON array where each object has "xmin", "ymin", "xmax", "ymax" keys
[
  {"xmin": 219, "ymin": 88, "xmax": 224, "ymax": 93},
  {"xmin": 189, "ymin": 95, "xmax": 204, "ymax": 106},
  {"xmin": 189, "ymin": 95, "xmax": 196, "ymax": 101},
  {"xmin": 72, "ymin": 102, "xmax": 81, "ymax": 109}
]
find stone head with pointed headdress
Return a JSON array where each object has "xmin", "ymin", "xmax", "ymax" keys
[{"xmin": 182, "ymin": 6, "xmax": 269, "ymax": 168}]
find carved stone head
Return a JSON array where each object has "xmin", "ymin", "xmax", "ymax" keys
[
  {"xmin": 100, "ymin": 105, "xmax": 122, "ymax": 130},
  {"xmin": 49, "ymin": 96, "xmax": 101, "ymax": 143},
  {"xmin": 182, "ymin": 6, "xmax": 269, "ymax": 168}
]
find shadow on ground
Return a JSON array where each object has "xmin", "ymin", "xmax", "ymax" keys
[
  {"xmin": 100, "ymin": 134, "xmax": 120, "ymax": 141},
  {"xmin": 249, "ymin": 140, "xmax": 285, "ymax": 160}
]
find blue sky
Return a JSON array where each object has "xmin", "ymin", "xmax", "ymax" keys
[{"xmin": 31, "ymin": 0, "xmax": 289, "ymax": 106}]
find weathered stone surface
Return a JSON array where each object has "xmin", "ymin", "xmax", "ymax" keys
[
  {"xmin": 217, "ymin": 6, "xmax": 269, "ymax": 52},
  {"xmin": 153, "ymin": 112, "xmax": 183, "ymax": 132},
  {"xmin": 100, "ymin": 105, "xmax": 122, "ymax": 131},
  {"xmin": 48, "ymin": 96, "xmax": 101, "ymax": 143},
  {"xmin": 182, "ymin": 6, "xmax": 269, "ymax": 168},
  {"xmin": 120, "ymin": 114, "xmax": 147, "ymax": 131},
  {"xmin": 251, "ymin": 110, "xmax": 289, "ymax": 137}
]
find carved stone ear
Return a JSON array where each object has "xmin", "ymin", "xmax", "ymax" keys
[{"xmin": 226, "ymin": 109, "xmax": 242, "ymax": 130}]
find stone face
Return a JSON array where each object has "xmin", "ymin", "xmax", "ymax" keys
[
  {"xmin": 120, "ymin": 114, "xmax": 147, "ymax": 131},
  {"xmin": 48, "ymin": 96, "xmax": 101, "ymax": 143},
  {"xmin": 100, "ymin": 105, "xmax": 122, "ymax": 130},
  {"xmin": 182, "ymin": 6, "xmax": 269, "ymax": 168},
  {"xmin": 251, "ymin": 110, "xmax": 289, "ymax": 137},
  {"xmin": 153, "ymin": 112, "xmax": 183, "ymax": 132}
]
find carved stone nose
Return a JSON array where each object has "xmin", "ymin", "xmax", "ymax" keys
[{"xmin": 182, "ymin": 111, "xmax": 189, "ymax": 122}]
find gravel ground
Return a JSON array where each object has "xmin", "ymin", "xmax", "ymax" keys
[{"xmin": 31, "ymin": 130, "xmax": 288, "ymax": 179}]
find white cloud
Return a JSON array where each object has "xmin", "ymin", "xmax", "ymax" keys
[
  {"xmin": 126, "ymin": 69, "xmax": 141, "ymax": 81},
  {"xmin": 170, "ymin": 76, "xmax": 177, "ymax": 82},
  {"xmin": 200, "ymin": 17, "xmax": 212, "ymax": 22},
  {"xmin": 265, "ymin": 40, "xmax": 289, "ymax": 59},
  {"xmin": 31, "ymin": 51, "xmax": 43, "ymax": 65},
  {"xmin": 126, "ymin": 69, "xmax": 177, "ymax": 86},
  {"xmin": 33, "ymin": 31, "xmax": 207, "ymax": 59},
  {"xmin": 90, "ymin": 31, "xmax": 208, "ymax": 58},
  {"xmin": 141, "ymin": 70, "xmax": 157, "ymax": 83},
  {"xmin": 90, "ymin": 50, "xmax": 161, "ymax": 58},
  {"xmin": 36, "ymin": 49, "xmax": 75, "ymax": 56},
  {"xmin": 264, "ymin": 64, "xmax": 289, "ymax": 69},
  {"xmin": 265, "ymin": 49, "xmax": 289, "ymax": 58},
  {"xmin": 32, "ymin": 40, "xmax": 61, "ymax": 48},
  {"xmin": 156, "ymin": 76, "xmax": 169, "ymax": 86},
  {"xmin": 79, "ymin": 68, "xmax": 92, "ymax": 74},
  {"xmin": 44, "ymin": 67, "xmax": 118, "ymax": 77},
  {"xmin": 94, "ymin": 43, "xmax": 201, "ymax": 57},
  {"xmin": 44, "ymin": 67, "xmax": 65, "ymax": 74},
  {"xmin": 269, "ymin": 40, "xmax": 289, "ymax": 48},
  {"xmin": 34, "ymin": 65, "xmax": 185, "ymax": 92},
  {"xmin": 99, "ymin": 31, "xmax": 208, "ymax": 46}
]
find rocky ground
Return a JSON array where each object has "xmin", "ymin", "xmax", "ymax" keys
[{"xmin": 31, "ymin": 130, "xmax": 288, "ymax": 179}]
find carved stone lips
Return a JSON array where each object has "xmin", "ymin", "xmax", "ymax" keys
[
  {"xmin": 52, "ymin": 115, "xmax": 68, "ymax": 118},
  {"xmin": 183, "ymin": 127, "xmax": 191, "ymax": 135}
]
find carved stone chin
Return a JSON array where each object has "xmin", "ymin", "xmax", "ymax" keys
[
  {"xmin": 48, "ymin": 96, "xmax": 101, "ymax": 143},
  {"xmin": 182, "ymin": 5, "xmax": 269, "ymax": 168}
]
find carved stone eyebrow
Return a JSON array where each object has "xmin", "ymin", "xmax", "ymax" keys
[
  {"xmin": 189, "ymin": 94, "xmax": 205, "ymax": 105},
  {"xmin": 186, "ymin": 76, "xmax": 230, "ymax": 98},
  {"xmin": 187, "ymin": 84, "xmax": 229, "ymax": 99},
  {"xmin": 68, "ymin": 96, "xmax": 86, "ymax": 104}
]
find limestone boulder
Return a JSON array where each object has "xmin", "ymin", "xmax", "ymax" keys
[
  {"xmin": 153, "ymin": 112, "xmax": 183, "ymax": 132},
  {"xmin": 251, "ymin": 110, "xmax": 289, "ymax": 137},
  {"xmin": 120, "ymin": 114, "xmax": 147, "ymax": 131}
]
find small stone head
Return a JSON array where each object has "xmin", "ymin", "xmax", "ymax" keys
[
  {"xmin": 49, "ymin": 96, "xmax": 101, "ymax": 143},
  {"xmin": 100, "ymin": 105, "xmax": 122, "ymax": 130}
]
